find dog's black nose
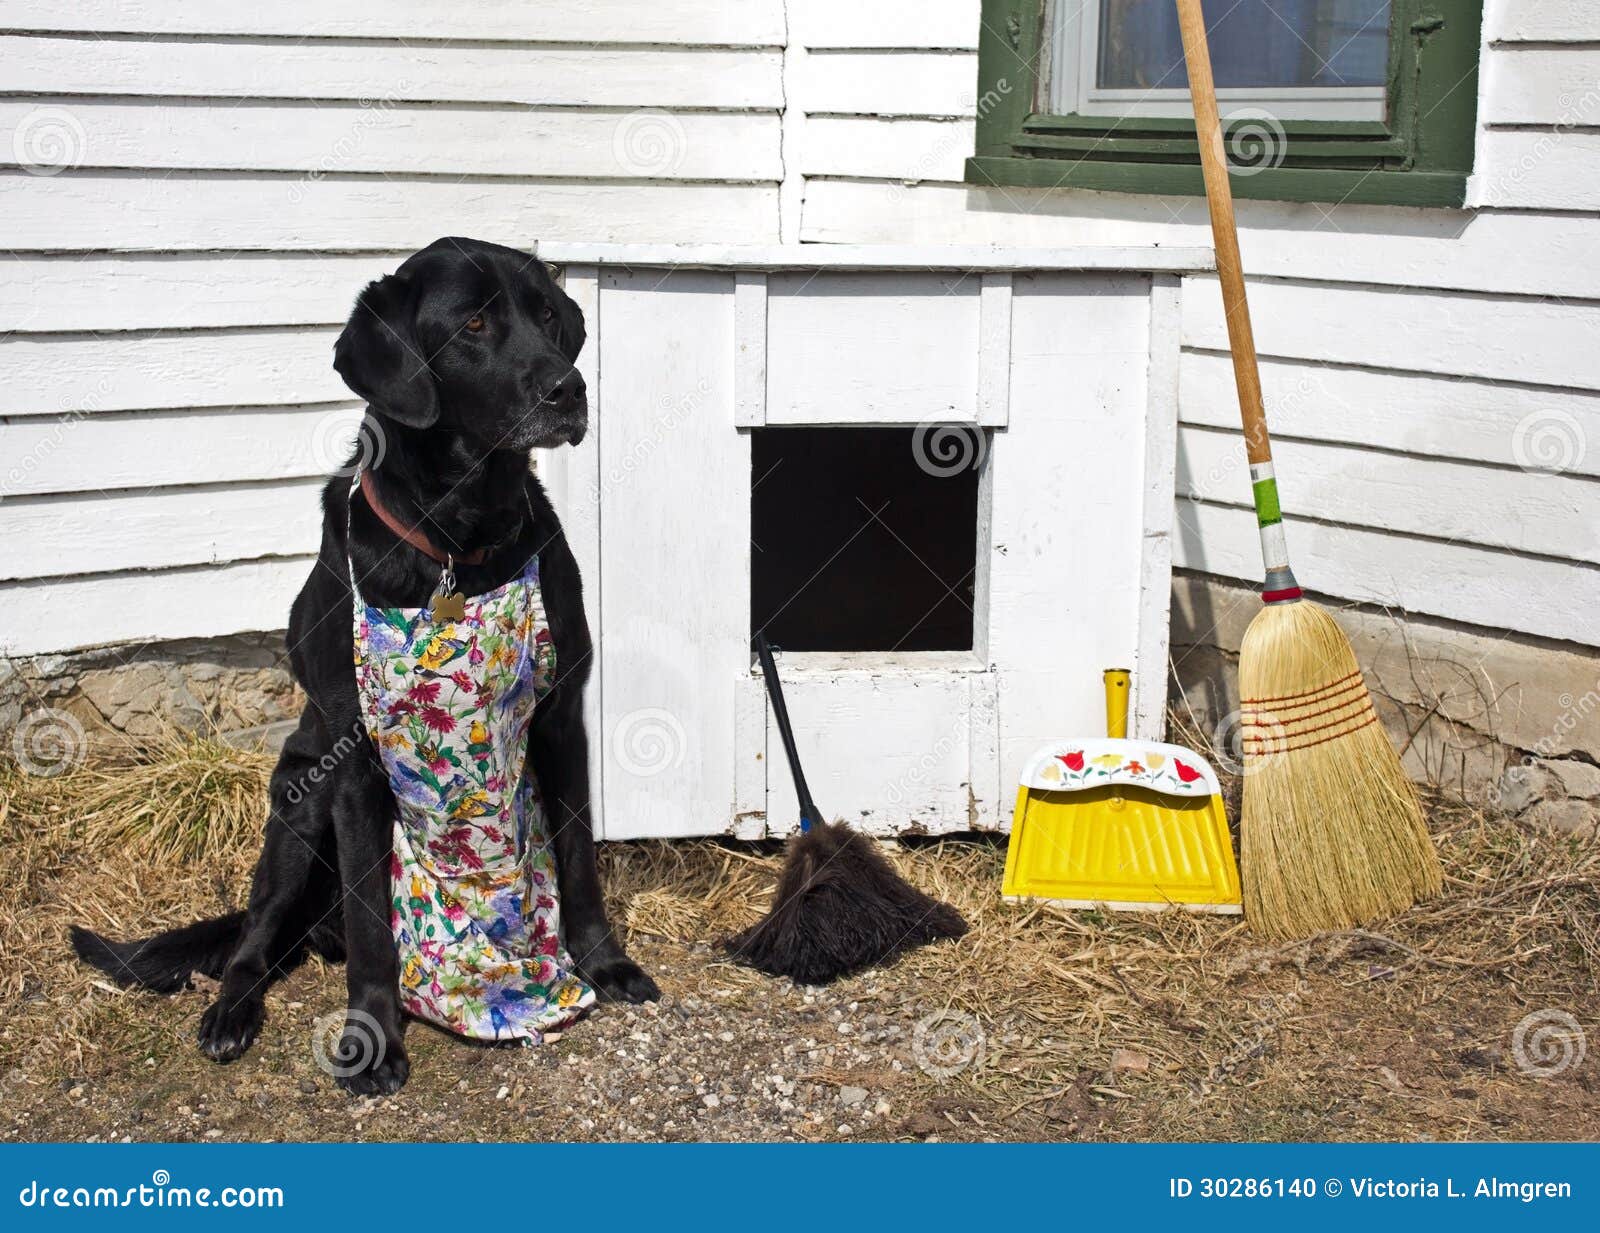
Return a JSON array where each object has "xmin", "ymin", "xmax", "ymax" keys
[{"xmin": 547, "ymin": 371, "xmax": 586, "ymax": 411}]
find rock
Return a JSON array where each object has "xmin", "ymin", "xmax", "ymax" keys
[
  {"xmin": 1495, "ymin": 763, "xmax": 1560, "ymax": 814},
  {"xmin": 1111, "ymin": 1048, "xmax": 1150, "ymax": 1075},
  {"xmin": 701, "ymin": 1094, "xmax": 720, "ymax": 1109},
  {"xmin": 838, "ymin": 1085, "xmax": 868, "ymax": 1107},
  {"xmin": 1523, "ymin": 798, "xmax": 1600, "ymax": 839},
  {"xmin": 1536, "ymin": 758, "xmax": 1600, "ymax": 801}
]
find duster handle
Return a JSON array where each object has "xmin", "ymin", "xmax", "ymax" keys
[
  {"xmin": 1175, "ymin": 0, "xmax": 1302, "ymax": 604},
  {"xmin": 754, "ymin": 633, "xmax": 823, "ymax": 833}
]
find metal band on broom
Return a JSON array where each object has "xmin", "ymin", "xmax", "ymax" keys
[{"xmin": 1174, "ymin": 0, "xmax": 1441, "ymax": 940}]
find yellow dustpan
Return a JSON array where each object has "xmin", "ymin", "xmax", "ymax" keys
[{"xmin": 1002, "ymin": 670, "xmax": 1240, "ymax": 913}]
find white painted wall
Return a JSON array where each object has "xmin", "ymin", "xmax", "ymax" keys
[
  {"xmin": 1, "ymin": 0, "xmax": 1593, "ymax": 679},
  {"xmin": 791, "ymin": 0, "xmax": 1600, "ymax": 650}
]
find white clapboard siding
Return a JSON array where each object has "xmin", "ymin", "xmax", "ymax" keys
[
  {"xmin": 797, "ymin": 51, "xmax": 977, "ymax": 116},
  {"xmin": 0, "ymin": 173, "xmax": 778, "ymax": 251},
  {"xmin": 0, "ymin": 330, "xmax": 346, "ymax": 415},
  {"xmin": 0, "ymin": 405, "xmax": 361, "ymax": 495},
  {"xmin": 0, "ymin": 481, "xmax": 325, "ymax": 581},
  {"xmin": 1474, "ymin": 130, "xmax": 1600, "ymax": 210},
  {"xmin": 1177, "ymin": 424, "xmax": 1600, "ymax": 566},
  {"xmin": 792, "ymin": 0, "xmax": 978, "ymax": 50},
  {"xmin": 800, "ymin": 181, "xmax": 1600, "ymax": 300},
  {"xmin": 0, "ymin": 0, "xmax": 786, "ymax": 45},
  {"xmin": 0, "ymin": 558, "xmax": 314, "ymax": 657},
  {"xmin": 1174, "ymin": 500, "xmax": 1597, "ymax": 647},
  {"xmin": 1482, "ymin": 46, "xmax": 1600, "ymax": 125},
  {"xmin": 1485, "ymin": 0, "xmax": 1596, "ymax": 42},
  {"xmin": 1182, "ymin": 276, "xmax": 1600, "ymax": 393},
  {"xmin": 803, "ymin": 116, "xmax": 972, "ymax": 181},
  {"xmin": 1180, "ymin": 350, "xmax": 1600, "ymax": 480},
  {"xmin": 1, "ymin": 255, "xmax": 397, "ymax": 332},
  {"xmin": 0, "ymin": 36, "xmax": 784, "ymax": 109},
  {"xmin": 0, "ymin": 101, "xmax": 781, "ymax": 181}
]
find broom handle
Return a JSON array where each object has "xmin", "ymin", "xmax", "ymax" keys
[
  {"xmin": 1174, "ymin": 0, "xmax": 1302, "ymax": 604},
  {"xmin": 754, "ymin": 633, "xmax": 823, "ymax": 832}
]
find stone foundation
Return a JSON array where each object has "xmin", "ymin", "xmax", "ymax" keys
[
  {"xmin": 1, "ymin": 633, "xmax": 302, "ymax": 761},
  {"xmin": 1170, "ymin": 571, "xmax": 1600, "ymax": 837}
]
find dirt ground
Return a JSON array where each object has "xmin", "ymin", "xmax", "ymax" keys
[{"xmin": 2, "ymin": 737, "xmax": 1596, "ymax": 1143}]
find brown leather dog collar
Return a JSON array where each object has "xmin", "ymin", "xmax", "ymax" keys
[{"xmin": 358, "ymin": 470, "xmax": 487, "ymax": 567}]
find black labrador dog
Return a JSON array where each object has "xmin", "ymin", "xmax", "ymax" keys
[{"xmin": 74, "ymin": 237, "xmax": 658, "ymax": 1094}]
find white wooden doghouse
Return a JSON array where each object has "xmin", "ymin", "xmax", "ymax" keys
[{"xmin": 536, "ymin": 244, "xmax": 1211, "ymax": 841}]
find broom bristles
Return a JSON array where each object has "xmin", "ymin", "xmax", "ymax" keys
[{"xmin": 1239, "ymin": 598, "xmax": 1442, "ymax": 941}]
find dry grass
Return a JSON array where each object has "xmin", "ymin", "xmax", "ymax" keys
[{"xmin": 3, "ymin": 729, "xmax": 1597, "ymax": 1140}]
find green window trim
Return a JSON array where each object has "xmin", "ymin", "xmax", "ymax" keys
[{"xmin": 967, "ymin": 0, "xmax": 1482, "ymax": 207}]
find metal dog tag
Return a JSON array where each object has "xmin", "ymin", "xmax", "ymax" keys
[{"xmin": 431, "ymin": 560, "xmax": 466, "ymax": 622}]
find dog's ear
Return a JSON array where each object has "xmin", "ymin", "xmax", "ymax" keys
[
  {"xmin": 543, "ymin": 267, "xmax": 587, "ymax": 364},
  {"xmin": 332, "ymin": 275, "xmax": 439, "ymax": 428}
]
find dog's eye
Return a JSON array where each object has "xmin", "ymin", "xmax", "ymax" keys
[
  {"xmin": 541, "ymin": 306, "xmax": 554, "ymax": 324},
  {"xmin": 465, "ymin": 315, "xmax": 485, "ymax": 333}
]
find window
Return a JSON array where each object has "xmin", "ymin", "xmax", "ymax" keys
[
  {"xmin": 969, "ymin": 0, "xmax": 1482, "ymax": 206},
  {"xmin": 750, "ymin": 428, "xmax": 982, "ymax": 653}
]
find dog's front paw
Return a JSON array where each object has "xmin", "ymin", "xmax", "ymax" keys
[
  {"xmin": 332, "ymin": 1028, "xmax": 409, "ymax": 1096},
  {"xmin": 582, "ymin": 954, "xmax": 661, "ymax": 1004},
  {"xmin": 197, "ymin": 996, "xmax": 264, "ymax": 1062}
]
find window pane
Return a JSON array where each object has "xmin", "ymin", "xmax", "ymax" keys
[{"xmin": 1096, "ymin": 0, "xmax": 1391, "ymax": 90}]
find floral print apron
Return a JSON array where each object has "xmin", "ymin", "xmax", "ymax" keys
[{"xmin": 349, "ymin": 480, "xmax": 594, "ymax": 1042}]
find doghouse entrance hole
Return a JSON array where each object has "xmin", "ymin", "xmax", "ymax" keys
[{"xmin": 751, "ymin": 427, "xmax": 982, "ymax": 653}]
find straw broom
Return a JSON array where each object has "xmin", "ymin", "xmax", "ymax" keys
[{"xmin": 1174, "ymin": 0, "xmax": 1441, "ymax": 940}]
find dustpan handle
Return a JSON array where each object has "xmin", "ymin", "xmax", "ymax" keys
[
  {"xmin": 1175, "ymin": 0, "xmax": 1302, "ymax": 605},
  {"xmin": 754, "ymin": 633, "xmax": 823, "ymax": 832}
]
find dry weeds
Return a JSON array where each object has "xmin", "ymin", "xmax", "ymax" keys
[{"xmin": 2, "ymin": 731, "xmax": 1596, "ymax": 1142}]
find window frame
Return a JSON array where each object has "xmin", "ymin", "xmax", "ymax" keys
[{"xmin": 967, "ymin": 0, "xmax": 1482, "ymax": 207}]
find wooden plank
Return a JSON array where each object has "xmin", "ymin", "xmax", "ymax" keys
[
  {"xmin": 763, "ymin": 667, "xmax": 980, "ymax": 836},
  {"xmin": 0, "ymin": 253, "xmax": 392, "ymax": 331},
  {"xmin": 0, "ymin": 173, "xmax": 778, "ymax": 250},
  {"xmin": 0, "ymin": 247, "xmax": 1217, "ymax": 334},
  {"xmin": 1135, "ymin": 274, "xmax": 1179, "ymax": 741},
  {"xmin": 796, "ymin": 50, "xmax": 977, "ymax": 116},
  {"xmin": 765, "ymin": 271, "xmax": 981, "ymax": 424},
  {"xmin": 976, "ymin": 273, "xmax": 1011, "ymax": 428},
  {"xmin": 0, "ymin": 480, "xmax": 324, "ymax": 580},
  {"xmin": 0, "ymin": 36, "xmax": 784, "ymax": 108},
  {"xmin": 0, "ymin": 101, "xmax": 781, "ymax": 180},
  {"xmin": 1482, "ymin": 45, "xmax": 1600, "ymax": 126},
  {"xmin": 799, "ymin": 179, "xmax": 1600, "ymax": 299},
  {"xmin": 535, "ymin": 264, "xmax": 605, "ymax": 836},
  {"xmin": 1181, "ymin": 274, "xmax": 1600, "ymax": 393},
  {"xmin": 732, "ymin": 272, "xmax": 767, "ymax": 427},
  {"xmin": 596, "ymin": 268, "xmax": 748, "ymax": 839},
  {"xmin": 0, "ymin": 556, "xmax": 312, "ymax": 657},
  {"xmin": 1173, "ymin": 500, "xmax": 1599, "ymax": 648},
  {"xmin": 793, "ymin": 0, "xmax": 979, "ymax": 50},
  {"xmin": 0, "ymin": 0, "xmax": 786, "ymax": 45},
  {"xmin": 0, "ymin": 405, "xmax": 363, "ymax": 494},
  {"xmin": 1180, "ymin": 350, "xmax": 1600, "ymax": 479},
  {"xmin": 536, "ymin": 241, "xmax": 1214, "ymax": 272},
  {"xmin": 1177, "ymin": 424, "xmax": 1600, "ymax": 566},
  {"xmin": 1473, "ymin": 129, "xmax": 1600, "ymax": 210},
  {"xmin": 967, "ymin": 670, "xmax": 1002, "ymax": 829},
  {"xmin": 803, "ymin": 115, "xmax": 972, "ymax": 181},
  {"xmin": 1485, "ymin": 0, "xmax": 1598, "ymax": 42},
  {"xmin": 0, "ymin": 330, "xmax": 346, "ymax": 415},
  {"xmin": 989, "ymin": 273, "xmax": 1152, "ymax": 797},
  {"xmin": 731, "ymin": 672, "xmax": 768, "ymax": 839}
]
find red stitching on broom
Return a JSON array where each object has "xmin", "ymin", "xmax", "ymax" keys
[
  {"xmin": 1242, "ymin": 685, "xmax": 1371, "ymax": 727},
  {"xmin": 1244, "ymin": 710, "xmax": 1380, "ymax": 754},
  {"xmin": 1240, "ymin": 669, "xmax": 1365, "ymax": 707}
]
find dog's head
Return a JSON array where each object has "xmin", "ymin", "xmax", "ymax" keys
[{"xmin": 333, "ymin": 236, "xmax": 587, "ymax": 451}]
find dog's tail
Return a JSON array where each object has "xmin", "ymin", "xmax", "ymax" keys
[{"xmin": 70, "ymin": 913, "xmax": 245, "ymax": 994}]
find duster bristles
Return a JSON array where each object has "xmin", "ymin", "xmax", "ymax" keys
[{"xmin": 1239, "ymin": 599, "xmax": 1441, "ymax": 941}]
